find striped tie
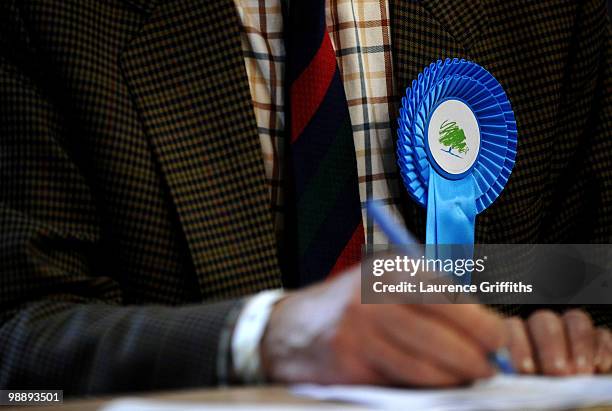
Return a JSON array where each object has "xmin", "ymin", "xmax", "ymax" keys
[{"xmin": 284, "ymin": 1, "xmax": 364, "ymax": 287}]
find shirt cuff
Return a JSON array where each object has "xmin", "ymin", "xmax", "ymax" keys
[{"xmin": 231, "ymin": 289, "xmax": 285, "ymax": 384}]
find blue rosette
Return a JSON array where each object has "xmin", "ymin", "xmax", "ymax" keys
[{"xmin": 397, "ymin": 59, "xmax": 517, "ymax": 280}]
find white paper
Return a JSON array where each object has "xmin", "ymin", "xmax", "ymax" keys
[
  {"xmin": 101, "ymin": 399, "xmax": 354, "ymax": 411},
  {"xmin": 292, "ymin": 375, "xmax": 612, "ymax": 411}
]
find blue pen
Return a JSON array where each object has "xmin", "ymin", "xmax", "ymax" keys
[
  {"xmin": 365, "ymin": 200, "xmax": 418, "ymax": 245},
  {"xmin": 366, "ymin": 199, "xmax": 516, "ymax": 375},
  {"xmin": 489, "ymin": 348, "xmax": 515, "ymax": 375}
]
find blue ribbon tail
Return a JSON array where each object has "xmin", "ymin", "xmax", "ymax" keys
[{"xmin": 425, "ymin": 172, "xmax": 476, "ymax": 284}]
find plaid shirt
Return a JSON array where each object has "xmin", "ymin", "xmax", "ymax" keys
[{"xmin": 235, "ymin": 0, "xmax": 406, "ymax": 246}]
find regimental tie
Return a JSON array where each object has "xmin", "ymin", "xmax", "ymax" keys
[{"xmin": 284, "ymin": 0, "xmax": 364, "ymax": 287}]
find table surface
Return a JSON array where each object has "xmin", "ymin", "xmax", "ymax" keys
[
  {"xmin": 11, "ymin": 386, "xmax": 612, "ymax": 411},
  {"xmin": 12, "ymin": 387, "xmax": 348, "ymax": 411}
]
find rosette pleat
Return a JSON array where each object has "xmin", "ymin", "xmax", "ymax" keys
[{"xmin": 397, "ymin": 58, "xmax": 517, "ymax": 214}]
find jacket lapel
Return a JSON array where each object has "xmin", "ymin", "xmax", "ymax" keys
[
  {"xmin": 418, "ymin": 0, "xmax": 488, "ymax": 55},
  {"xmin": 390, "ymin": 0, "xmax": 489, "ymax": 91},
  {"xmin": 120, "ymin": 0, "xmax": 283, "ymax": 296}
]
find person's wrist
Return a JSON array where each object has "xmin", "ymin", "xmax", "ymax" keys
[
  {"xmin": 259, "ymin": 291, "xmax": 295, "ymax": 381},
  {"xmin": 257, "ymin": 273, "xmax": 359, "ymax": 383},
  {"xmin": 230, "ymin": 289, "xmax": 285, "ymax": 383}
]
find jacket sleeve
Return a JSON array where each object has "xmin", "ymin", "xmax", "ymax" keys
[
  {"xmin": 535, "ymin": 1, "xmax": 612, "ymax": 327},
  {"xmin": 581, "ymin": 3, "xmax": 612, "ymax": 244},
  {"xmin": 575, "ymin": 2, "xmax": 612, "ymax": 327},
  {"xmin": 0, "ymin": 7, "xmax": 242, "ymax": 396}
]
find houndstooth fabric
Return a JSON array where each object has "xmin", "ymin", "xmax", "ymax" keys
[
  {"xmin": 391, "ymin": 0, "xmax": 612, "ymax": 321},
  {"xmin": 0, "ymin": 0, "xmax": 282, "ymax": 395}
]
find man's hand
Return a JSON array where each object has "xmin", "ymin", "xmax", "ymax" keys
[
  {"xmin": 260, "ymin": 268, "xmax": 507, "ymax": 387},
  {"xmin": 505, "ymin": 310, "xmax": 612, "ymax": 375}
]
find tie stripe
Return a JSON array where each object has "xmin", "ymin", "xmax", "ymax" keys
[
  {"xmin": 329, "ymin": 223, "xmax": 365, "ymax": 277},
  {"xmin": 285, "ymin": 1, "xmax": 364, "ymax": 286},
  {"xmin": 290, "ymin": 70, "xmax": 353, "ymax": 195},
  {"xmin": 290, "ymin": 37, "xmax": 337, "ymax": 141}
]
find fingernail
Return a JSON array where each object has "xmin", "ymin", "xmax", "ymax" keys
[
  {"xmin": 575, "ymin": 355, "xmax": 588, "ymax": 372},
  {"xmin": 554, "ymin": 358, "xmax": 567, "ymax": 371},
  {"xmin": 547, "ymin": 321, "xmax": 560, "ymax": 334},
  {"xmin": 521, "ymin": 358, "xmax": 535, "ymax": 373},
  {"xmin": 594, "ymin": 355, "xmax": 602, "ymax": 367}
]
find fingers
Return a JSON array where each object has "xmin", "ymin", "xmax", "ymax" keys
[
  {"xmin": 363, "ymin": 330, "xmax": 462, "ymax": 387},
  {"xmin": 528, "ymin": 310, "xmax": 572, "ymax": 375},
  {"xmin": 333, "ymin": 340, "xmax": 393, "ymax": 385},
  {"xmin": 594, "ymin": 328, "xmax": 612, "ymax": 373},
  {"xmin": 505, "ymin": 317, "xmax": 536, "ymax": 374},
  {"xmin": 377, "ymin": 305, "xmax": 494, "ymax": 382},
  {"xmin": 563, "ymin": 309, "xmax": 595, "ymax": 374},
  {"xmin": 419, "ymin": 304, "xmax": 507, "ymax": 352}
]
